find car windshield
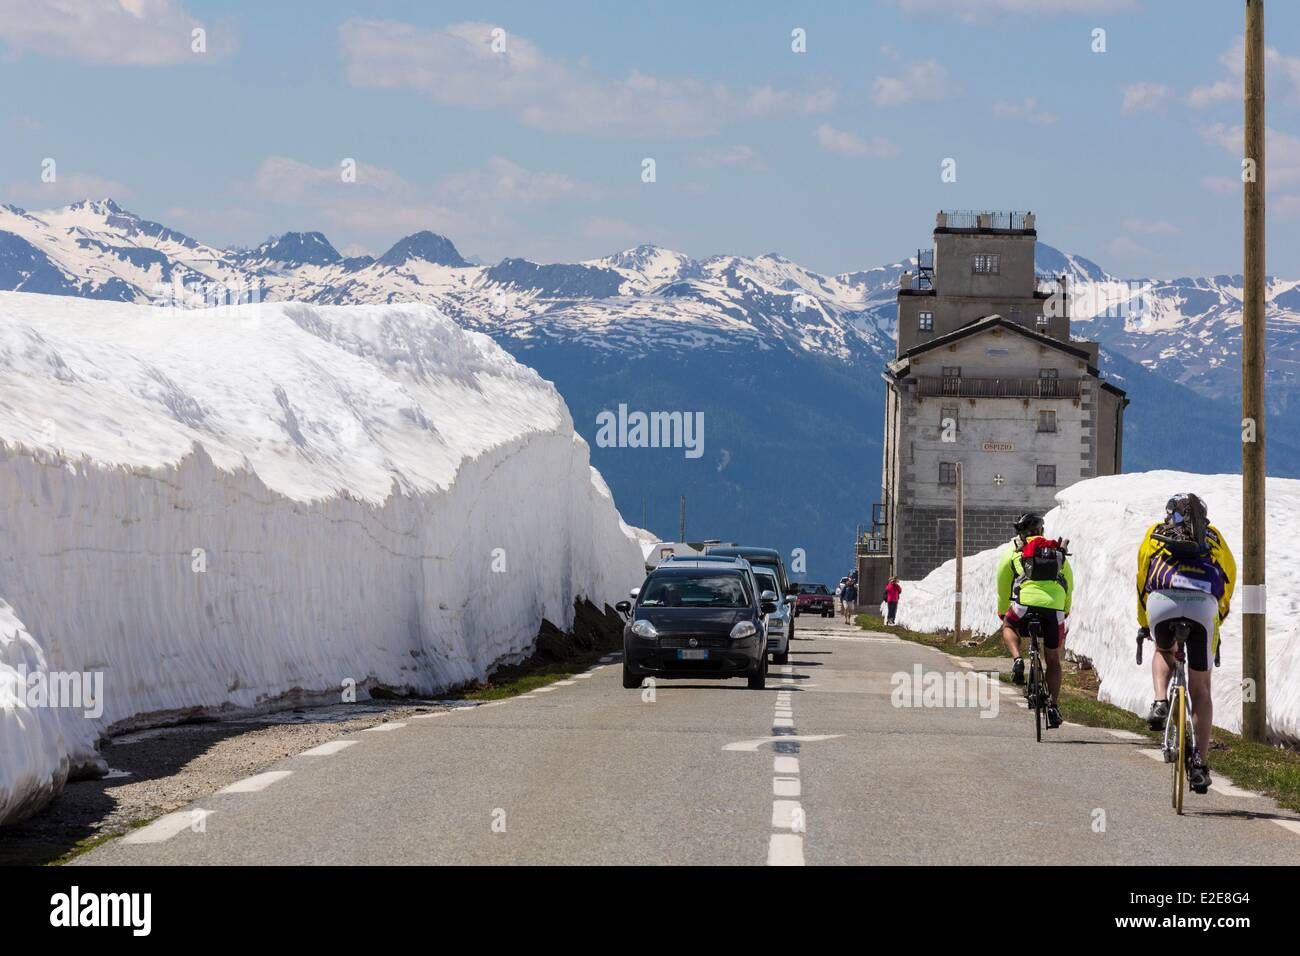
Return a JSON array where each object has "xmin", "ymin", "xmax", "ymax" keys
[
  {"xmin": 640, "ymin": 573, "xmax": 752, "ymax": 608},
  {"xmin": 750, "ymin": 561, "xmax": 782, "ymax": 585},
  {"xmin": 800, "ymin": 584, "xmax": 829, "ymax": 595}
]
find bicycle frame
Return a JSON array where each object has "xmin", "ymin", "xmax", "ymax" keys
[{"xmin": 1026, "ymin": 618, "xmax": 1046, "ymax": 743}]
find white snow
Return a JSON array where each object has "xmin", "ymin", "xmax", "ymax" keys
[
  {"xmin": 895, "ymin": 471, "xmax": 1300, "ymax": 742},
  {"xmin": 0, "ymin": 292, "xmax": 645, "ymax": 825}
]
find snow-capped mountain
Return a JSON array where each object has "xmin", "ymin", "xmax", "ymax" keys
[{"xmin": 5, "ymin": 198, "xmax": 1298, "ymax": 578}]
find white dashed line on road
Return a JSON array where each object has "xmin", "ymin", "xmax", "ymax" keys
[
  {"xmin": 299, "ymin": 740, "xmax": 358, "ymax": 756},
  {"xmin": 767, "ymin": 833, "xmax": 805, "ymax": 866},
  {"xmin": 218, "ymin": 771, "xmax": 293, "ymax": 794},
  {"xmin": 122, "ymin": 809, "xmax": 212, "ymax": 845},
  {"xmin": 1271, "ymin": 819, "xmax": 1300, "ymax": 837},
  {"xmin": 774, "ymin": 756, "xmax": 799, "ymax": 774},
  {"xmin": 773, "ymin": 776, "xmax": 801, "ymax": 797}
]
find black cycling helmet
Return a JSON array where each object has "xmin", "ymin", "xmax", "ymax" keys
[{"xmin": 1013, "ymin": 512, "xmax": 1044, "ymax": 536}]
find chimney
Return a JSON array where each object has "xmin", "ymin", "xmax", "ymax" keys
[
  {"xmin": 900, "ymin": 271, "xmax": 914, "ymax": 290},
  {"xmin": 977, "ymin": 213, "xmax": 992, "ymax": 229},
  {"xmin": 1024, "ymin": 212, "xmax": 1036, "ymax": 230},
  {"xmin": 935, "ymin": 211, "xmax": 948, "ymax": 229}
]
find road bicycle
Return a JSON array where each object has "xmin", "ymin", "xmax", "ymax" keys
[
  {"xmin": 1026, "ymin": 617, "xmax": 1047, "ymax": 743},
  {"xmin": 1136, "ymin": 623, "xmax": 1196, "ymax": 815}
]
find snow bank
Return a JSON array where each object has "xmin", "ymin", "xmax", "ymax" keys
[
  {"xmin": 0, "ymin": 292, "xmax": 644, "ymax": 824},
  {"xmin": 895, "ymin": 471, "xmax": 1300, "ymax": 742}
]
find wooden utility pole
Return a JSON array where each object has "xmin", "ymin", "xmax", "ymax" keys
[
  {"xmin": 1242, "ymin": 0, "xmax": 1268, "ymax": 742},
  {"xmin": 954, "ymin": 462, "xmax": 964, "ymax": 640}
]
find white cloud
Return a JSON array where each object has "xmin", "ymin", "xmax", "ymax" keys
[
  {"xmin": 338, "ymin": 19, "xmax": 833, "ymax": 137},
  {"xmin": 992, "ymin": 97, "xmax": 1058, "ymax": 124},
  {"xmin": 688, "ymin": 144, "xmax": 766, "ymax": 170},
  {"xmin": 1106, "ymin": 236, "xmax": 1152, "ymax": 261},
  {"xmin": 1188, "ymin": 36, "xmax": 1300, "ymax": 108},
  {"xmin": 1121, "ymin": 82, "xmax": 1172, "ymax": 114},
  {"xmin": 892, "ymin": 0, "xmax": 1135, "ymax": 19},
  {"xmin": 436, "ymin": 156, "xmax": 603, "ymax": 204},
  {"xmin": 872, "ymin": 60, "xmax": 955, "ymax": 107},
  {"xmin": 245, "ymin": 155, "xmax": 606, "ymax": 255},
  {"xmin": 1200, "ymin": 123, "xmax": 1300, "ymax": 189},
  {"xmin": 0, "ymin": 0, "xmax": 236, "ymax": 65},
  {"xmin": 815, "ymin": 124, "xmax": 899, "ymax": 158}
]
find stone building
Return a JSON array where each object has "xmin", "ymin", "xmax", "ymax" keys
[{"xmin": 871, "ymin": 211, "xmax": 1127, "ymax": 582}]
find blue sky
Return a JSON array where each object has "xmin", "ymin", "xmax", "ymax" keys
[{"xmin": 2, "ymin": 0, "xmax": 1297, "ymax": 278}]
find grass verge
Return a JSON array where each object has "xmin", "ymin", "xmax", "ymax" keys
[
  {"xmin": 855, "ymin": 612, "xmax": 1008, "ymax": 658},
  {"xmin": 858, "ymin": 612, "xmax": 1300, "ymax": 813}
]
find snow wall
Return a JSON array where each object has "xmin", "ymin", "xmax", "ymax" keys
[
  {"xmin": 0, "ymin": 293, "xmax": 646, "ymax": 824},
  {"xmin": 894, "ymin": 471, "xmax": 1300, "ymax": 742}
]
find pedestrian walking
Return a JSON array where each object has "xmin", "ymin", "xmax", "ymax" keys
[
  {"xmin": 884, "ymin": 576, "xmax": 902, "ymax": 624},
  {"xmin": 841, "ymin": 579, "xmax": 858, "ymax": 624}
]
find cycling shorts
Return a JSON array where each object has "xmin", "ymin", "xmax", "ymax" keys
[
  {"xmin": 1146, "ymin": 588, "xmax": 1218, "ymax": 672},
  {"xmin": 1004, "ymin": 603, "xmax": 1067, "ymax": 649}
]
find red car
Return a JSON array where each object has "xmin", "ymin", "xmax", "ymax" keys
[{"xmin": 793, "ymin": 582, "xmax": 834, "ymax": 617}]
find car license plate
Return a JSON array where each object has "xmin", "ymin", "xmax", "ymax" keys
[{"xmin": 676, "ymin": 649, "xmax": 709, "ymax": 660}]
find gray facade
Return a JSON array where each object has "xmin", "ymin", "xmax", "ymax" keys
[{"xmin": 880, "ymin": 211, "xmax": 1127, "ymax": 581}]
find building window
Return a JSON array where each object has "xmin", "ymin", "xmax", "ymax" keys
[
  {"xmin": 918, "ymin": 311, "xmax": 934, "ymax": 331},
  {"xmin": 1037, "ymin": 464, "xmax": 1057, "ymax": 487},
  {"xmin": 1039, "ymin": 368, "xmax": 1059, "ymax": 397},
  {"xmin": 936, "ymin": 518, "xmax": 956, "ymax": 547},
  {"xmin": 940, "ymin": 405, "xmax": 959, "ymax": 435},
  {"xmin": 973, "ymin": 253, "xmax": 1001, "ymax": 275},
  {"xmin": 1038, "ymin": 409, "xmax": 1057, "ymax": 433},
  {"xmin": 940, "ymin": 366, "xmax": 961, "ymax": 396},
  {"xmin": 1035, "ymin": 313, "xmax": 1049, "ymax": 329},
  {"xmin": 939, "ymin": 461, "xmax": 958, "ymax": 486}
]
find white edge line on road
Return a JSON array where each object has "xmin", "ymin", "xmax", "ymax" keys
[
  {"xmin": 767, "ymin": 833, "xmax": 804, "ymax": 866},
  {"xmin": 1139, "ymin": 749, "xmax": 1165, "ymax": 761},
  {"xmin": 361, "ymin": 722, "xmax": 408, "ymax": 732},
  {"xmin": 555, "ymin": 680, "xmax": 576, "ymax": 686},
  {"xmin": 299, "ymin": 740, "xmax": 359, "ymax": 756},
  {"xmin": 122, "ymin": 809, "xmax": 213, "ymax": 845},
  {"xmin": 1209, "ymin": 780, "xmax": 1261, "ymax": 799},
  {"xmin": 218, "ymin": 770, "xmax": 293, "ymax": 794},
  {"xmin": 1105, "ymin": 729, "xmax": 1146, "ymax": 740},
  {"xmin": 1271, "ymin": 819, "xmax": 1300, "ymax": 837},
  {"xmin": 534, "ymin": 686, "xmax": 557, "ymax": 693},
  {"xmin": 573, "ymin": 673, "xmax": 593, "ymax": 679}
]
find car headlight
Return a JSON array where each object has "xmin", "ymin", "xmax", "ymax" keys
[
  {"xmin": 730, "ymin": 621, "xmax": 757, "ymax": 640},
  {"xmin": 630, "ymin": 619, "xmax": 659, "ymax": 639}
]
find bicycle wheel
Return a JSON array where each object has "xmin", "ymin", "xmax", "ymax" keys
[
  {"xmin": 1032, "ymin": 652, "xmax": 1043, "ymax": 743},
  {"xmin": 1172, "ymin": 686, "xmax": 1187, "ymax": 815}
]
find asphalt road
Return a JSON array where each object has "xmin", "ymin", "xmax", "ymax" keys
[{"xmin": 77, "ymin": 615, "xmax": 1300, "ymax": 865}]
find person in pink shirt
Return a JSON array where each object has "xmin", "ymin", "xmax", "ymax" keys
[{"xmin": 884, "ymin": 577, "xmax": 902, "ymax": 624}]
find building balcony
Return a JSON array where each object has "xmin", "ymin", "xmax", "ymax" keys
[{"xmin": 916, "ymin": 376, "xmax": 1081, "ymax": 399}]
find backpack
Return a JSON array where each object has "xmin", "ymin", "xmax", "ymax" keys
[
  {"xmin": 1018, "ymin": 537, "xmax": 1067, "ymax": 583},
  {"xmin": 1153, "ymin": 494, "xmax": 1210, "ymax": 561}
]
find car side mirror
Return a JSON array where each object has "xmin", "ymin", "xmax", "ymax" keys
[
  {"xmin": 785, "ymin": 584, "xmax": 798, "ymax": 596},
  {"xmin": 629, "ymin": 587, "xmax": 640, "ymax": 599},
  {"xmin": 784, "ymin": 596, "xmax": 796, "ymax": 605},
  {"xmin": 761, "ymin": 601, "xmax": 778, "ymax": 614},
  {"xmin": 615, "ymin": 600, "xmax": 632, "ymax": 617}
]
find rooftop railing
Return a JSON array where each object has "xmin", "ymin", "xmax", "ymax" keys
[
  {"xmin": 917, "ymin": 376, "xmax": 1081, "ymax": 399},
  {"xmin": 937, "ymin": 210, "xmax": 1033, "ymax": 230}
]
